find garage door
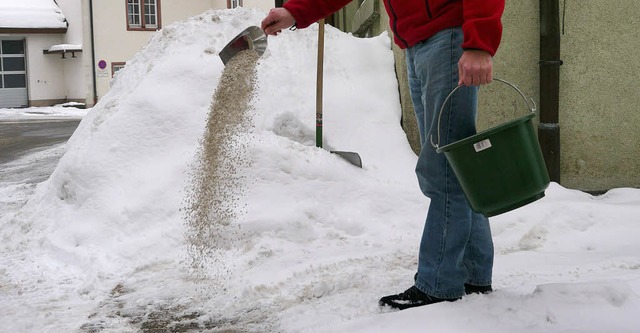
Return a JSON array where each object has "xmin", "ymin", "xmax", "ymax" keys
[{"xmin": 0, "ymin": 39, "xmax": 28, "ymax": 108}]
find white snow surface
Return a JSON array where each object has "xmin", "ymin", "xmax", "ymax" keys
[
  {"xmin": 47, "ymin": 44, "xmax": 83, "ymax": 52},
  {"xmin": 1, "ymin": 7, "xmax": 640, "ymax": 333},
  {"xmin": 0, "ymin": 104, "xmax": 86, "ymax": 121},
  {"xmin": 0, "ymin": 0, "xmax": 67, "ymax": 29}
]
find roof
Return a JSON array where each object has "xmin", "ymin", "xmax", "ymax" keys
[
  {"xmin": 0, "ymin": 0, "xmax": 68, "ymax": 33},
  {"xmin": 43, "ymin": 43, "xmax": 83, "ymax": 58}
]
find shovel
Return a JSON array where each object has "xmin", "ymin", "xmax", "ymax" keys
[
  {"xmin": 315, "ymin": 19, "xmax": 362, "ymax": 168},
  {"xmin": 219, "ymin": 26, "xmax": 268, "ymax": 65}
]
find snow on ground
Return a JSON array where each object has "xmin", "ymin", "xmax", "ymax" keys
[
  {"xmin": 0, "ymin": 104, "xmax": 87, "ymax": 121},
  {"xmin": 1, "ymin": 7, "xmax": 639, "ymax": 333}
]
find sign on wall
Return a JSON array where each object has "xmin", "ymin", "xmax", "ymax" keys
[{"xmin": 97, "ymin": 59, "xmax": 108, "ymax": 78}]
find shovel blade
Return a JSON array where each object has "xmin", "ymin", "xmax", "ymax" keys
[
  {"xmin": 332, "ymin": 151, "xmax": 362, "ymax": 168},
  {"xmin": 219, "ymin": 26, "xmax": 268, "ymax": 65}
]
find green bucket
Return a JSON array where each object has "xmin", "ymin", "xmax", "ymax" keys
[{"xmin": 433, "ymin": 79, "xmax": 550, "ymax": 217}]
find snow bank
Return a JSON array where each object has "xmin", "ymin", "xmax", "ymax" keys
[{"xmin": 1, "ymin": 7, "xmax": 414, "ymax": 331}]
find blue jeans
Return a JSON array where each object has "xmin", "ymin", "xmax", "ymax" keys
[{"xmin": 406, "ymin": 27, "xmax": 494, "ymax": 299}]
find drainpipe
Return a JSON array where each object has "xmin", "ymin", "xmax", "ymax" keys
[
  {"xmin": 539, "ymin": 0, "xmax": 562, "ymax": 182},
  {"xmin": 89, "ymin": 0, "xmax": 98, "ymax": 105}
]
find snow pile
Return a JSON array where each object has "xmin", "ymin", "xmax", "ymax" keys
[
  {"xmin": 1, "ymin": 7, "xmax": 639, "ymax": 333},
  {"xmin": 0, "ymin": 0, "xmax": 67, "ymax": 29}
]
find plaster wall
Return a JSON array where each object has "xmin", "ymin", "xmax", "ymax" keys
[
  {"xmin": 208, "ymin": 0, "xmax": 273, "ymax": 11},
  {"xmin": 239, "ymin": 0, "xmax": 273, "ymax": 11},
  {"xmin": 476, "ymin": 0, "xmax": 539, "ymax": 134},
  {"xmin": 91, "ymin": 1, "xmax": 158, "ymax": 100},
  {"xmin": 91, "ymin": 0, "xmax": 220, "ymax": 100},
  {"xmin": 557, "ymin": 0, "xmax": 640, "ymax": 190},
  {"xmin": 5, "ymin": 0, "xmax": 86, "ymax": 106},
  {"xmin": 56, "ymin": 0, "xmax": 86, "ymax": 102},
  {"xmin": 80, "ymin": 0, "xmax": 95, "ymax": 106},
  {"xmin": 57, "ymin": 0, "xmax": 84, "ymax": 44},
  {"xmin": 160, "ymin": 1, "xmax": 216, "ymax": 24},
  {"xmin": 26, "ymin": 35, "xmax": 68, "ymax": 104},
  {"xmin": 91, "ymin": 1, "xmax": 274, "ymax": 100},
  {"xmin": 478, "ymin": 0, "xmax": 640, "ymax": 191}
]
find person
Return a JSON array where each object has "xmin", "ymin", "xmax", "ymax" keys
[{"xmin": 261, "ymin": 0, "xmax": 505, "ymax": 310}]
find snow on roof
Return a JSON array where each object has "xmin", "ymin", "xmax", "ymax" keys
[
  {"xmin": 0, "ymin": 0, "xmax": 68, "ymax": 30},
  {"xmin": 47, "ymin": 44, "xmax": 82, "ymax": 52}
]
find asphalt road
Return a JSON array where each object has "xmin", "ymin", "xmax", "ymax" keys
[{"xmin": 0, "ymin": 119, "xmax": 80, "ymax": 165}]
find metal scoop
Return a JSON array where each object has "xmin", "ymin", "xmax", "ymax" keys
[{"xmin": 219, "ymin": 26, "xmax": 268, "ymax": 65}]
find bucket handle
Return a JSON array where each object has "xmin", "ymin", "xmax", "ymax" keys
[{"xmin": 430, "ymin": 78, "xmax": 537, "ymax": 149}]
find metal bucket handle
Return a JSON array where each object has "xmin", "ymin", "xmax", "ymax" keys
[{"xmin": 430, "ymin": 78, "xmax": 537, "ymax": 149}]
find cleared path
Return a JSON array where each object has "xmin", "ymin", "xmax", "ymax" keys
[{"xmin": 0, "ymin": 119, "xmax": 80, "ymax": 164}]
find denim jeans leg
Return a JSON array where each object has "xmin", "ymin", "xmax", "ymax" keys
[{"xmin": 405, "ymin": 28, "xmax": 494, "ymax": 299}]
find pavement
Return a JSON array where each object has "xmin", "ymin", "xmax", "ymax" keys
[
  {"xmin": 0, "ymin": 119, "xmax": 80, "ymax": 165},
  {"xmin": 0, "ymin": 118, "xmax": 80, "ymax": 192}
]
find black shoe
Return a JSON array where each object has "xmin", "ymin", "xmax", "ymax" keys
[
  {"xmin": 379, "ymin": 286, "xmax": 457, "ymax": 310},
  {"xmin": 464, "ymin": 283, "xmax": 492, "ymax": 295}
]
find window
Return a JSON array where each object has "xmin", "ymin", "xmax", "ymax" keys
[
  {"xmin": 227, "ymin": 0, "xmax": 243, "ymax": 9},
  {"xmin": 1, "ymin": 40, "xmax": 27, "ymax": 89},
  {"xmin": 126, "ymin": 0, "xmax": 161, "ymax": 31},
  {"xmin": 111, "ymin": 62, "xmax": 126, "ymax": 78}
]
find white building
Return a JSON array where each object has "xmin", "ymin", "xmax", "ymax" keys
[{"xmin": 0, "ymin": 0, "xmax": 276, "ymax": 108}]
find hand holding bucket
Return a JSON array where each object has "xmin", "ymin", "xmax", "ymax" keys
[{"xmin": 433, "ymin": 79, "xmax": 550, "ymax": 217}]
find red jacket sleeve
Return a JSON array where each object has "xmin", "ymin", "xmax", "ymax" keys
[
  {"xmin": 283, "ymin": 0, "xmax": 353, "ymax": 29},
  {"xmin": 461, "ymin": 0, "xmax": 505, "ymax": 56}
]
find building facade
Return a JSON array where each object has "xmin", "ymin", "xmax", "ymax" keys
[
  {"xmin": 0, "ymin": 0, "xmax": 70, "ymax": 107},
  {"xmin": 0, "ymin": 0, "xmax": 274, "ymax": 108}
]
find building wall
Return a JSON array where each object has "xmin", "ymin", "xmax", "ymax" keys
[
  {"xmin": 476, "ymin": 0, "xmax": 640, "ymax": 191},
  {"xmin": 235, "ymin": 0, "xmax": 273, "ymax": 11},
  {"xmin": 16, "ymin": 0, "xmax": 87, "ymax": 106},
  {"xmin": 56, "ymin": 0, "xmax": 86, "ymax": 103},
  {"xmin": 80, "ymin": 0, "xmax": 96, "ymax": 106},
  {"xmin": 209, "ymin": 0, "xmax": 273, "ymax": 11},
  {"xmin": 25, "ymin": 35, "xmax": 68, "ymax": 106},
  {"xmin": 91, "ymin": 0, "xmax": 156, "ymax": 101},
  {"xmin": 160, "ymin": 1, "xmax": 215, "ymax": 24},
  {"xmin": 90, "ymin": 0, "xmax": 274, "ymax": 101},
  {"xmin": 343, "ymin": 0, "xmax": 639, "ymax": 191},
  {"xmin": 556, "ymin": 0, "xmax": 640, "ymax": 191}
]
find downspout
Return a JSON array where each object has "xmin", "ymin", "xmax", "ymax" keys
[
  {"xmin": 89, "ymin": 0, "xmax": 98, "ymax": 104},
  {"xmin": 539, "ymin": 0, "xmax": 562, "ymax": 182}
]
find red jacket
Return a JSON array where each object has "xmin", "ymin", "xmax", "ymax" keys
[{"xmin": 283, "ymin": 0, "xmax": 505, "ymax": 56}]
